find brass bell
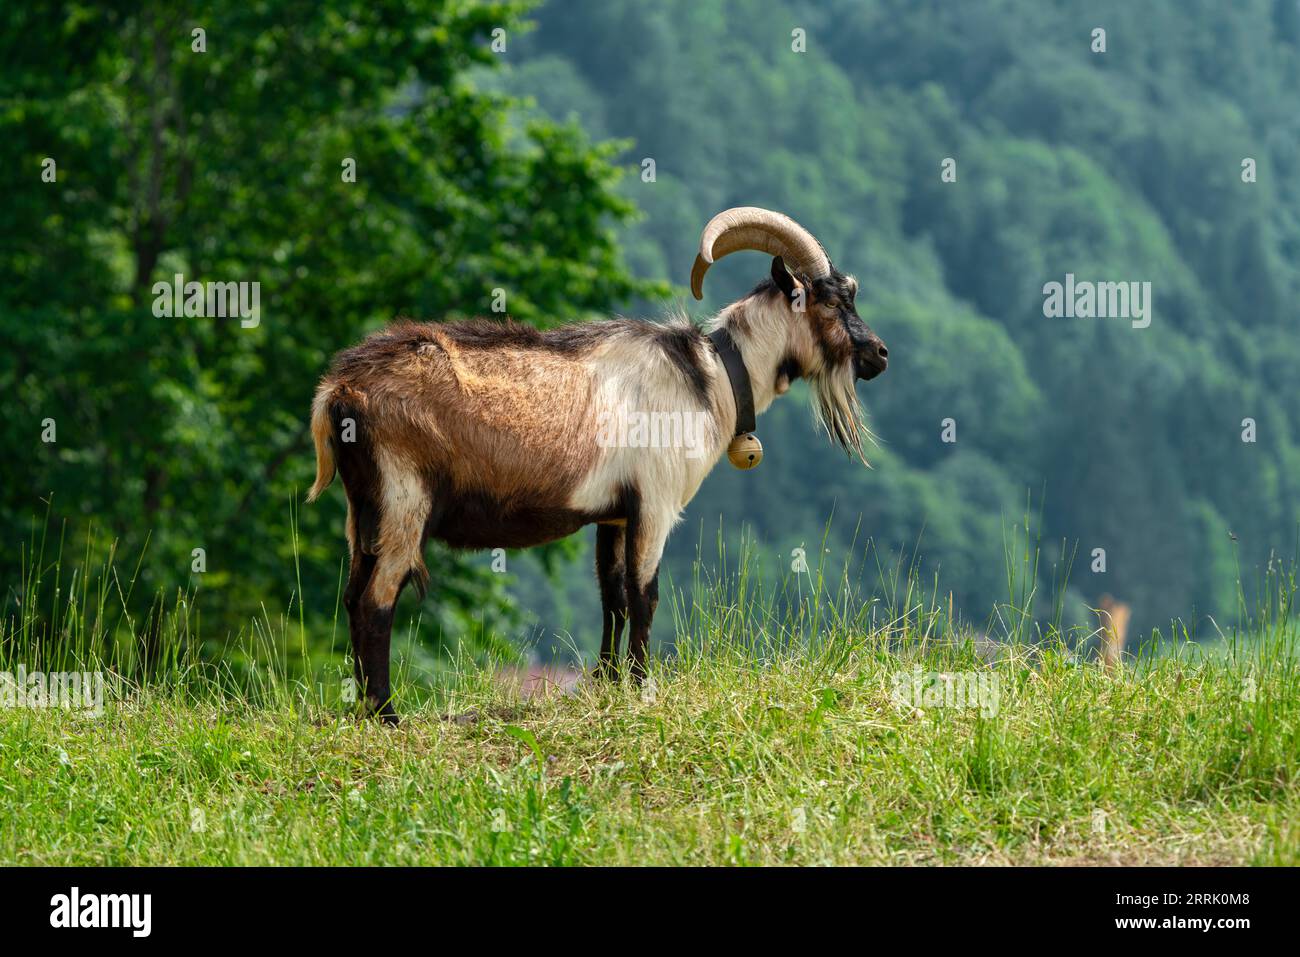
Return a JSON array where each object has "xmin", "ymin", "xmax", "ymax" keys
[{"xmin": 727, "ymin": 433, "xmax": 763, "ymax": 470}]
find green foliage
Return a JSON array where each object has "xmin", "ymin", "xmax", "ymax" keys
[
  {"xmin": 7, "ymin": 0, "xmax": 1300, "ymax": 667},
  {"xmin": 503, "ymin": 0, "xmax": 1300, "ymax": 650},
  {"xmin": 0, "ymin": 1, "xmax": 661, "ymax": 656}
]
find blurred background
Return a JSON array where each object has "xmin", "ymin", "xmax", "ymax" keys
[{"xmin": 5, "ymin": 0, "xmax": 1299, "ymax": 675}]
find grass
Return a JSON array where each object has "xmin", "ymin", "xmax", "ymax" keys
[{"xmin": 1, "ymin": 521, "xmax": 1298, "ymax": 865}]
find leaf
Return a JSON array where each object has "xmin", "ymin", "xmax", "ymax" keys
[{"xmin": 504, "ymin": 724, "xmax": 543, "ymax": 767}]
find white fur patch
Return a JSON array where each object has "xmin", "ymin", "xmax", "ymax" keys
[{"xmin": 371, "ymin": 448, "xmax": 430, "ymax": 605}]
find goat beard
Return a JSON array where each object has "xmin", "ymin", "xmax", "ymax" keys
[{"xmin": 810, "ymin": 360, "xmax": 871, "ymax": 465}]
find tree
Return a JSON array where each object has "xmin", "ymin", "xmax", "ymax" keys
[{"xmin": 0, "ymin": 0, "xmax": 662, "ymax": 663}]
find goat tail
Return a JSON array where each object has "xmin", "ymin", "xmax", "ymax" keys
[{"xmin": 307, "ymin": 382, "xmax": 336, "ymax": 502}]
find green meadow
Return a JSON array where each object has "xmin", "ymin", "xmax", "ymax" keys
[{"xmin": 3, "ymin": 531, "xmax": 1296, "ymax": 866}]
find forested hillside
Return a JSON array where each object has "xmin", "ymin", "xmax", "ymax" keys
[
  {"xmin": 502, "ymin": 0, "xmax": 1300, "ymax": 652},
  {"xmin": 6, "ymin": 0, "xmax": 1300, "ymax": 668}
]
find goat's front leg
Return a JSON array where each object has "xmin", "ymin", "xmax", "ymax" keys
[
  {"xmin": 624, "ymin": 508, "xmax": 672, "ymax": 684},
  {"xmin": 594, "ymin": 523, "xmax": 627, "ymax": 680}
]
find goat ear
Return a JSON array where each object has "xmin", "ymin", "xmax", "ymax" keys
[{"xmin": 771, "ymin": 255, "xmax": 799, "ymax": 299}]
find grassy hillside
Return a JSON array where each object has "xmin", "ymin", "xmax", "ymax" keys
[{"xmin": 4, "ymin": 556, "xmax": 1296, "ymax": 866}]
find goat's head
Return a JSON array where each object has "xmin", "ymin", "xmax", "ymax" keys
[{"xmin": 691, "ymin": 206, "xmax": 887, "ymax": 459}]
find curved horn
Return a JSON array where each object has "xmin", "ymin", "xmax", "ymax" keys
[{"xmin": 690, "ymin": 207, "xmax": 831, "ymax": 300}]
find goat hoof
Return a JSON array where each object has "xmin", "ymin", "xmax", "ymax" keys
[{"xmin": 367, "ymin": 696, "xmax": 400, "ymax": 726}]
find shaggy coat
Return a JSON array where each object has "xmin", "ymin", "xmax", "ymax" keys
[{"xmin": 310, "ymin": 257, "xmax": 886, "ymax": 720}]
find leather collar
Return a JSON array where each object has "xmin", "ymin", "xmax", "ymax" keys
[{"xmin": 707, "ymin": 328, "xmax": 756, "ymax": 437}]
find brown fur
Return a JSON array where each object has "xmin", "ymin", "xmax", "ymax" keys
[
  {"xmin": 312, "ymin": 319, "xmax": 600, "ymax": 518},
  {"xmin": 807, "ymin": 276, "xmax": 859, "ymax": 369},
  {"xmin": 311, "ymin": 318, "xmax": 635, "ymax": 721}
]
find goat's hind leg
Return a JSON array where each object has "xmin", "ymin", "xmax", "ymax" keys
[
  {"xmin": 343, "ymin": 543, "xmax": 376, "ymax": 705},
  {"xmin": 357, "ymin": 567, "xmax": 401, "ymax": 724},
  {"xmin": 355, "ymin": 455, "xmax": 432, "ymax": 724}
]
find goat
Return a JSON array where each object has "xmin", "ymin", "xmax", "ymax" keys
[{"xmin": 308, "ymin": 207, "xmax": 888, "ymax": 721}]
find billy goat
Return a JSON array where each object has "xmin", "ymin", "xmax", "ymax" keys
[{"xmin": 308, "ymin": 207, "xmax": 888, "ymax": 721}]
